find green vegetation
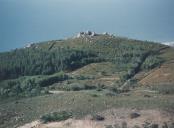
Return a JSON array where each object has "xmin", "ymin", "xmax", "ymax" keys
[
  {"xmin": 0, "ymin": 35, "xmax": 165, "ymax": 99},
  {"xmin": 151, "ymin": 83, "xmax": 174, "ymax": 94},
  {"xmin": 0, "ymin": 34, "xmax": 173, "ymax": 128},
  {"xmin": 91, "ymin": 114, "xmax": 105, "ymax": 121},
  {"xmin": 0, "ymin": 35, "xmax": 163, "ymax": 81},
  {"xmin": 141, "ymin": 55, "xmax": 163, "ymax": 70},
  {"xmin": 0, "ymin": 91, "xmax": 174, "ymax": 128},
  {"xmin": 40, "ymin": 111, "xmax": 72, "ymax": 123},
  {"xmin": 53, "ymin": 82, "xmax": 96, "ymax": 91},
  {"xmin": 0, "ymin": 71, "xmax": 68, "ymax": 97},
  {"xmin": 0, "ymin": 48, "xmax": 98, "ymax": 80}
]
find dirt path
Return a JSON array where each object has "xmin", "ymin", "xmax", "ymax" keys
[
  {"xmin": 18, "ymin": 120, "xmax": 41, "ymax": 128},
  {"xmin": 134, "ymin": 89, "xmax": 157, "ymax": 93},
  {"xmin": 49, "ymin": 90, "xmax": 65, "ymax": 94}
]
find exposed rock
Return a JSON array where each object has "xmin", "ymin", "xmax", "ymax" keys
[
  {"xmin": 76, "ymin": 31, "xmax": 98, "ymax": 38},
  {"xmin": 91, "ymin": 32, "xmax": 96, "ymax": 36},
  {"xmin": 85, "ymin": 30, "xmax": 92, "ymax": 35},
  {"xmin": 103, "ymin": 32, "xmax": 108, "ymax": 35},
  {"xmin": 76, "ymin": 33, "xmax": 82, "ymax": 38},
  {"xmin": 24, "ymin": 43, "xmax": 34, "ymax": 48},
  {"xmin": 75, "ymin": 31, "xmax": 114, "ymax": 38}
]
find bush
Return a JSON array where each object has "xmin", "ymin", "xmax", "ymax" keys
[
  {"xmin": 91, "ymin": 114, "xmax": 105, "ymax": 121},
  {"xmin": 70, "ymin": 83, "xmax": 85, "ymax": 91},
  {"xmin": 38, "ymin": 72, "xmax": 69, "ymax": 87},
  {"xmin": 129, "ymin": 112, "xmax": 140, "ymax": 119},
  {"xmin": 0, "ymin": 73, "xmax": 60, "ymax": 97},
  {"xmin": 90, "ymin": 94, "xmax": 99, "ymax": 97},
  {"xmin": 40, "ymin": 111, "xmax": 72, "ymax": 123},
  {"xmin": 96, "ymin": 84, "xmax": 106, "ymax": 91},
  {"xmin": 105, "ymin": 92, "xmax": 116, "ymax": 97},
  {"xmin": 109, "ymin": 86, "xmax": 120, "ymax": 93},
  {"xmin": 141, "ymin": 55, "xmax": 163, "ymax": 70},
  {"xmin": 84, "ymin": 84, "xmax": 96, "ymax": 90}
]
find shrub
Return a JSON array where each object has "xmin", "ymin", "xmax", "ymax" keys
[
  {"xmin": 90, "ymin": 94, "xmax": 99, "ymax": 97},
  {"xmin": 38, "ymin": 72, "xmax": 69, "ymax": 87},
  {"xmin": 75, "ymin": 75, "xmax": 86, "ymax": 80},
  {"xmin": 96, "ymin": 84, "xmax": 106, "ymax": 91},
  {"xmin": 109, "ymin": 86, "xmax": 120, "ymax": 93},
  {"xmin": 40, "ymin": 111, "xmax": 72, "ymax": 123},
  {"xmin": 91, "ymin": 114, "xmax": 105, "ymax": 121},
  {"xmin": 105, "ymin": 92, "xmax": 116, "ymax": 97},
  {"xmin": 84, "ymin": 84, "xmax": 96, "ymax": 90},
  {"xmin": 129, "ymin": 112, "xmax": 140, "ymax": 119},
  {"xmin": 141, "ymin": 55, "xmax": 163, "ymax": 70},
  {"xmin": 70, "ymin": 83, "xmax": 84, "ymax": 91}
]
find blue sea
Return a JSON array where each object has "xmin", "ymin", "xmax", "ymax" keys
[{"xmin": 0, "ymin": 0, "xmax": 174, "ymax": 52}]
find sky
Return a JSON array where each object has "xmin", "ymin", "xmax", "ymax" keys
[{"xmin": 0, "ymin": 0, "xmax": 174, "ymax": 52}]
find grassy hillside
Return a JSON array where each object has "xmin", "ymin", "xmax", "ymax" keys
[
  {"xmin": 0, "ymin": 33, "xmax": 174, "ymax": 128},
  {"xmin": 1, "ymin": 91, "xmax": 174, "ymax": 128},
  {"xmin": 0, "ymin": 34, "xmax": 163, "ymax": 80},
  {"xmin": 0, "ymin": 34, "xmax": 165, "ymax": 98}
]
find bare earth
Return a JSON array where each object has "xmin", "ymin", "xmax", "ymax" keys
[{"xmin": 18, "ymin": 108, "xmax": 174, "ymax": 128}]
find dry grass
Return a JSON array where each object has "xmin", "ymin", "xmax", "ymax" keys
[
  {"xmin": 1, "ymin": 91, "xmax": 174, "ymax": 128},
  {"xmin": 18, "ymin": 108, "xmax": 174, "ymax": 128}
]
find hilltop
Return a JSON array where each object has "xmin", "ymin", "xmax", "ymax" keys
[{"xmin": 0, "ymin": 32, "xmax": 174, "ymax": 128}]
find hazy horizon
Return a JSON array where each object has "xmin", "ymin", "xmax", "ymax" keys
[{"xmin": 0, "ymin": 0, "xmax": 174, "ymax": 52}]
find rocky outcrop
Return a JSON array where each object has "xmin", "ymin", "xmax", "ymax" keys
[
  {"xmin": 76, "ymin": 31, "xmax": 114, "ymax": 38},
  {"xmin": 76, "ymin": 31, "xmax": 97, "ymax": 38},
  {"xmin": 24, "ymin": 43, "xmax": 34, "ymax": 48}
]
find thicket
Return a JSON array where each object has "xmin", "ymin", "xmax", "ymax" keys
[
  {"xmin": 0, "ymin": 72, "xmax": 68, "ymax": 97},
  {"xmin": 141, "ymin": 55, "xmax": 163, "ymax": 70},
  {"xmin": 0, "ymin": 48, "xmax": 99, "ymax": 80},
  {"xmin": 40, "ymin": 111, "xmax": 72, "ymax": 123}
]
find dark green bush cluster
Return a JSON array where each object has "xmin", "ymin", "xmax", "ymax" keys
[
  {"xmin": 38, "ymin": 72, "xmax": 68, "ymax": 87},
  {"xmin": 40, "ymin": 111, "xmax": 72, "ymax": 123},
  {"xmin": 0, "ymin": 48, "xmax": 98, "ymax": 80},
  {"xmin": 91, "ymin": 114, "xmax": 105, "ymax": 121},
  {"xmin": 130, "ymin": 112, "xmax": 141, "ymax": 119},
  {"xmin": 56, "ymin": 83, "xmax": 96, "ymax": 91},
  {"xmin": 141, "ymin": 55, "xmax": 163, "ymax": 70},
  {"xmin": 96, "ymin": 84, "xmax": 106, "ymax": 91},
  {"xmin": 0, "ymin": 79, "xmax": 46, "ymax": 97},
  {"xmin": 0, "ymin": 72, "xmax": 68, "ymax": 97}
]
